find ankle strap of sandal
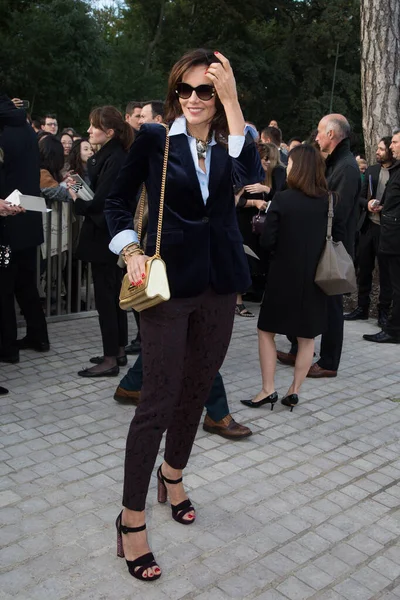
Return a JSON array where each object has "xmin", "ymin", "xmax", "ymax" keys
[
  {"xmin": 158, "ymin": 466, "xmax": 182, "ymax": 485},
  {"xmin": 120, "ymin": 523, "xmax": 146, "ymax": 534}
]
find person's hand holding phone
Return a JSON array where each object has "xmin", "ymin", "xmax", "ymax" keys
[{"xmin": 368, "ymin": 199, "xmax": 382, "ymax": 213}]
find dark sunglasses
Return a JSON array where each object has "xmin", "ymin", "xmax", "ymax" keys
[{"xmin": 175, "ymin": 82, "xmax": 215, "ymax": 101}]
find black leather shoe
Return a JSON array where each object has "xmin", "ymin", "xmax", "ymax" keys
[
  {"xmin": 378, "ymin": 310, "xmax": 390, "ymax": 329},
  {"xmin": 241, "ymin": 391, "xmax": 278, "ymax": 410},
  {"xmin": 344, "ymin": 307, "xmax": 369, "ymax": 321},
  {"xmin": 0, "ymin": 351, "xmax": 19, "ymax": 364},
  {"xmin": 17, "ymin": 337, "xmax": 50, "ymax": 352},
  {"xmin": 125, "ymin": 339, "xmax": 141, "ymax": 354},
  {"xmin": 90, "ymin": 355, "xmax": 127, "ymax": 367},
  {"xmin": 78, "ymin": 365, "xmax": 120, "ymax": 377},
  {"xmin": 0, "ymin": 386, "xmax": 9, "ymax": 395},
  {"xmin": 363, "ymin": 330, "xmax": 400, "ymax": 344}
]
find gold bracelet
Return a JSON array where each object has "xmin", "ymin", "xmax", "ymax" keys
[
  {"xmin": 122, "ymin": 246, "xmax": 144, "ymax": 265},
  {"xmin": 122, "ymin": 242, "xmax": 140, "ymax": 254}
]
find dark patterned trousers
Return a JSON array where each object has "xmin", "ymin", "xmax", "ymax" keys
[{"xmin": 122, "ymin": 287, "xmax": 236, "ymax": 511}]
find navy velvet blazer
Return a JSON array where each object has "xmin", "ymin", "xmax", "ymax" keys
[{"xmin": 105, "ymin": 123, "xmax": 264, "ymax": 298}]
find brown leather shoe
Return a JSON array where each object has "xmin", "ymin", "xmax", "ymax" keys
[
  {"xmin": 203, "ymin": 414, "xmax": 252, "ymax": 440},
  {"xmin": 113, "ymin": 386, "xmax": 140, "ymax": 405},
  {"xmin": 307, "ymin": 363, "xmax": 337, "ymax": 378},
  {"xmin": 277, "ymin": 351, "xmax": 296, "ymax": 366}
]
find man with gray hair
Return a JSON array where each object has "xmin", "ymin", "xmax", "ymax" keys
[
  {"xmin": 363, "ymin": 128, "xmax": 400, "ymax": 343},
  {"xmin": 278, "ymin": 113, "xmax": 361, "ymax": 376}
]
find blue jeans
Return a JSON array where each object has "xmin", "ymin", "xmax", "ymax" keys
[{"xmin": 120, "ymin": 353, "xmax": 229, "ymax": 421}]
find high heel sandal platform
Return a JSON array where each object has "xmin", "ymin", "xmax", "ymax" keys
[
  {"xmin": 281, "ymin": 393, "xmax": 299, "ymax": 412},
  {"xmin": 116, "ymin": 511, "xmax": 161, "ymax": 582},
  {"xmin": 157, "ymin": 466, "xmax": 196, "ymax": 525}
]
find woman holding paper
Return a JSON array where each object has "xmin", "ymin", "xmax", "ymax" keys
[{"xmin": 70, "ymin": 106, "xmax": 133, "ymax": 377}]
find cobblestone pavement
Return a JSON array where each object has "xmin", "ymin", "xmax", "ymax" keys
[{"xmin": 1, "ymin": 306, "xmax": 400, "ymax": 600}]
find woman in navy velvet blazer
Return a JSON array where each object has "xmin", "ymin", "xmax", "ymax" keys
[{"xmin": 105, "ymin": 48, "xmax": 263, "ymax": 582}]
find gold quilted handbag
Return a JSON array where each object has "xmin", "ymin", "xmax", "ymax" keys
[{"xmin": 119, "ymin": 125, "xmax": 171, "ymax": 312}]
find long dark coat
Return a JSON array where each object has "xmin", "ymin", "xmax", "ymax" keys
[
  {"xmin": 0, "ymin": 95, "xmax": 43, "ymax": 251},
  {"xmin": 258, "ymin": 189, "xmax": 345, "ymax": 338},
  {"xmin": 75, "ymin": 138, "xmax": 128, "ymax": 264}
]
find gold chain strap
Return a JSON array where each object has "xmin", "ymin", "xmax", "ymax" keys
[{"xmin": 136, "ymin": 124, "xmax": 170, "ymax": 258}]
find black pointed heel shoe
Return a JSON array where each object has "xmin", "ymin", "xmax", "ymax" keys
[
  {"xmin": 157, "ymin": 466, "xmax": 196, "ymax": 525},
  {"xmin": 115, "ymin": 511, "xmax": 161, "ymax": 582},
  {"xmin": 240, "ymin": 391, "xmax": 278, "ymax": 410},
  {"xmin": 281, "ymin": 393, "xmax": 299, "ymax": 412}
]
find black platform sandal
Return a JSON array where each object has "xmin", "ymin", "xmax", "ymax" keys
[
  {"xmin": 235, "ymin": 303, "xmax": 255, "ymax": 317},
  {"xmin": 115, "ymin": 511, "xmax": 161, "ymax": 582},
  {"xmin": 157, "ymin": 466, "xmax": 196, "ymax": 525}
]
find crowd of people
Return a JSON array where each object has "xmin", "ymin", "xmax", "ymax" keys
[{"xmin": 1, "ymin": 46, "xmax": 400, "ymax": 581}]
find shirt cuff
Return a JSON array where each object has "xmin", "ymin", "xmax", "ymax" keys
[
  {"xmin": 109, "ymin": 229, "xmax": 139, "ymax": 255},
  {"xmin": 228, "ymin": 125, "xmax": 253, "ymax": 158}
]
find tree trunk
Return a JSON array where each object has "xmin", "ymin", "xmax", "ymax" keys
[
  {"xmin": 143, "ymin": 0, "xmax": 166, "ymax": 76},
  {"xmin": 361, "ymin": 0, "xmax": 400, "ymax": 164}
]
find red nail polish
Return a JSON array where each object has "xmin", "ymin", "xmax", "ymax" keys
[
  {"xmin": 141, "ymin": 273, "xmax": 146, "ymax": 277},
  {"xmin": 214, "ymin": 51, "xmax": 219, "ymax": 54}
]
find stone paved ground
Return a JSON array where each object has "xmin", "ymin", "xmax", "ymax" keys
[{"xmin": 1, "ymin": 306, "xmax": 400, "ymax": 600}]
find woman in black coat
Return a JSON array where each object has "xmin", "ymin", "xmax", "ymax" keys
[
  {"xmin": 235, "ymin": 142, "xmax": 286, "ymax": 311},
  {"xmin": 70, "ymin": 106, "xmax": 134, "ymax": 376},
  {"xmin": 241, "ymin": 144, "xmax": 345, "ymax": 411}
]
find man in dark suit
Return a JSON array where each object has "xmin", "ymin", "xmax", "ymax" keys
[
  {"xmin": 278, "ymin": 114, "xmax": 361, "ymax": 377},
  {"xmin": 345, "ymin": 137, "xmax": 394, "ymax": 327},
  {"xmin": 364, "ymin": 129, "xmax": 400, "ymax": 344},
  {"xmin": 0, "ymin": 94, "xmax": 49, "ymax": 363}
]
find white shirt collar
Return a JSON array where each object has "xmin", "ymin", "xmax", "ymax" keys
[{"xmin": 168, "ymin": 115, "xmax": 217, "ymax": 145}]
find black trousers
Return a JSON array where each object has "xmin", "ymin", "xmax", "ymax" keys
[
  {"xmin": 357, "ymin": 222, "xmax": 392, "ymax": 310},
  {"xmin": 289, "ymin": 295, "xmax": 344, "ymax": 372},
  {"xmin": 0, "ymin": 247, "xmax": 48, "ymax": 353},
  {"xmin": 382, "ymin": 254, "xmax": 400, "ymax": 338},
  {"xmin": 91, "ymin": 262, "xmax": 128, "ymax": 356},
  {"xmin": 123, "ymin": 288, "xmax": 236, "ymax": 511}
]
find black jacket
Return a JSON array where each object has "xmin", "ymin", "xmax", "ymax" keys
[
  {"xmin": 357, "ymin": 163, "xmax": 381, "ymax": 231},
  {"xmin": 379, "ymin": 160, "xmax": 400, "ymax": 255},
  {"xmin": 325, "ymin": 138, "xmax": 361, "ymax": 257},
  {"xmin": 75, "ymin": 138, "xmax": 128, "ymax": 263},
  {"xmin": 105, "ymin": 123, "xmax": 264, "ymax": 298},
  {"xmin": 0, "ymin": 94, "xmax": 43, "ymax": 251}
]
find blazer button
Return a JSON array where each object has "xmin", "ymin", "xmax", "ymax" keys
[{"xmin": 201, "ymin": 217, "xmax": 209, "ymax": 223}]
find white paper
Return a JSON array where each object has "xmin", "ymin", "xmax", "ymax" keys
[
  {"xmin": 243, "ymin": 244, "xmax": 260, "ymax": 260},
  {"xmin": 5, "ymin": 189, "xmax": 51, "ymax": 213}
]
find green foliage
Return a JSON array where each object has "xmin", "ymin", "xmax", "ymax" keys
[
  {"xmin": 0, "ymin": 0, "xmax": 105, "ymax": 131},
  {"xmin": 0, "ymin": 0, "xmax": 362, "ymax": 144}
]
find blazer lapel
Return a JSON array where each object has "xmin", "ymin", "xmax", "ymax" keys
[
  {"xmin": 170, "ymin": 134, "xmax": 204, "ymax": 208},
  {"xmin": 208, "ymin": 143, "xmax": 229, "ymax": 204}
]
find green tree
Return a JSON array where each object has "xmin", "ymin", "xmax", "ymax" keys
[{"xmin": 0, "ymin": 0, "xmax": 105, "ymax": 129}]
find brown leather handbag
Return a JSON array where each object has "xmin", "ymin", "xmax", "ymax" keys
[{"xmin": 119, "ymin": 125, "xmax": 171, "ymax": 312}]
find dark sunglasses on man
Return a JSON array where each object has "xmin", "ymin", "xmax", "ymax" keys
[{"xmin": 175, "ymin": 83, "xmax": 215, "ymax": 101}]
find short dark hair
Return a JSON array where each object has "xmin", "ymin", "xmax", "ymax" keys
[
  {"xmin": 42, "ymin": 113, "xmax": 57, "ymax": 122},
  {"xmin": 289, "ymin": 136, "xmax": 302, "ymax": 145},
  {"xmin": 125, "ymin": 101, "xmax": 142, "ymax": 115},
  {"xmin": 287, "ymin": 144, "xmax": 328, "ymax": 198},
  {"xmin": 262, "ymin": 126, "xmax": 282, "ymax": 146},
  {"xmin": 143, "ymin": 100, "xmax": 165, "ymax": 119},
  {"xmin": 32, "ymin": 118, "xmax": 42, "ymax": 129}
]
